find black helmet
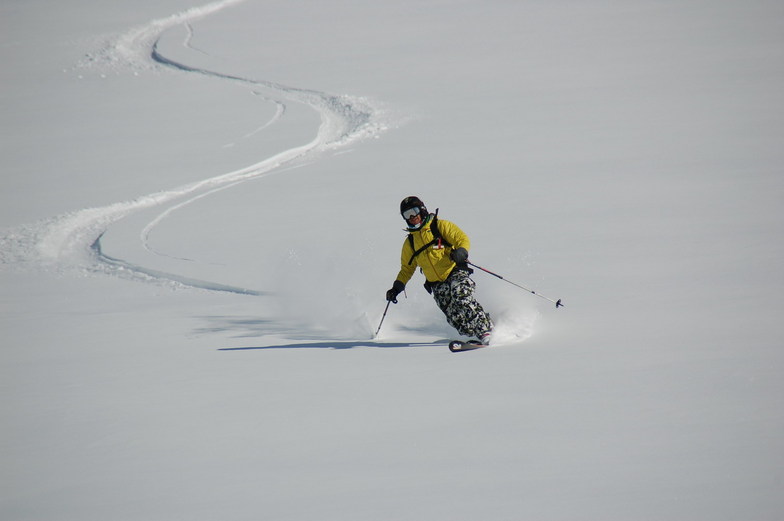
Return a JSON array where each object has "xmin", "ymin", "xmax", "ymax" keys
[{"xmin": 400, "ymin": 196, "xmax": 428, "ymax": 230}]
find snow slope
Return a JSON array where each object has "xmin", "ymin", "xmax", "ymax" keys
[{"xmin": 2, "ymin": 1, "xmax": 783, "ymax": 520}]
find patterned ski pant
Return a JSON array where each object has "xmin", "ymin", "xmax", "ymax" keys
[{"xmin": 431, "ymin": 269, "xmax": 493, "ymax": 339}]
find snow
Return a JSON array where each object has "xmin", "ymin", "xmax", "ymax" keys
[{"xmin": 2, "ymin": 0, "xmax": 783, "ymax": 519}]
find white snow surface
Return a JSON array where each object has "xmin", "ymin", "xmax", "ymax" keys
[{"xmin": 2, "ymin": 1, "xmax": 783, "ymax": 519}]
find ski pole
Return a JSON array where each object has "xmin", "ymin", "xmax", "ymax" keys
[
  {"xmin": 467, "ymin": 261, "xmax": 563, "ymax": 308},
  {"xmin": 373, "ymin": 300, "xmax": 392, "ymax": 338}
]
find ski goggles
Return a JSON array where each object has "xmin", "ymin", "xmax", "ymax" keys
[{"xmin": 402, "ymin": 207, "xmax": 421, "ymax": 220}]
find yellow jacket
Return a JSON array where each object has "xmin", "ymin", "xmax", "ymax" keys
[{"xmin": 395, "ymin": 215, "xmax": 470, "ymax": 285}]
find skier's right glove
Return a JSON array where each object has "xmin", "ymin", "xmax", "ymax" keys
[{"xmin": 386, "ymin": 280, "xmax": 405, "ymax": 304}]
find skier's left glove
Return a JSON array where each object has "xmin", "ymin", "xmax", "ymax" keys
[
  {"xmin": 386, "ymin": 280, "xmax": 405, "ymax": 303},
  {"xmin": 450, "ymin": 247, "xmax": 468, "ymax": 264}
]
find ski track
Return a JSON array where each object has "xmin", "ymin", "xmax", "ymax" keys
[{"xmin": 0, "ymin": 0, "xmax": 389, "ymax": 295}]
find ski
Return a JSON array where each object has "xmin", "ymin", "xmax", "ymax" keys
[{"xmin": 448, "ymin": 340, "xmax": 487, "ymax": 352}]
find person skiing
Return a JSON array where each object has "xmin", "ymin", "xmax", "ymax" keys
[{"xmin": 385, "ymin": 196, "xmax": 494, "ymax": 345}]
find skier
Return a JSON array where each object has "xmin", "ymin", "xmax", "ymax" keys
[{"xmin": 385, "ymin": 196, "xmax": 494, "ymax": 345}]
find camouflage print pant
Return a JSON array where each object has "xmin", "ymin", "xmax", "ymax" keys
[{"xmin": 431, "ymin": 269, "xmax": 493, "ymax": 339}]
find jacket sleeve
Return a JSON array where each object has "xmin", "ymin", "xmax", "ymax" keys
[
  {"xmin": 395, "ymin": 237, "xmax": 417, "ymax": 285},
  {"xmin": 439, "ymin": 219, "xmax": 470, "ymax": 252}
]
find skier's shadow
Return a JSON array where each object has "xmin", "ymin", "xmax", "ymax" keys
[
  {"xmin": 219, "ymin": 340, "xmax": 446, "ymax": 351},
  {"xmin": 197, "ymin": 315, "xmax": 449, "ymax": 351}
]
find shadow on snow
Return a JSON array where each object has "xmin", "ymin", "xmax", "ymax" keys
[{"xmin": 219, "ymin": 340, "xmax": 448, "ymax": 351}]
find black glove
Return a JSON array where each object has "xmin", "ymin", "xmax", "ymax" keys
[
  {"xmin": 450, "ymin": 247, "xmax": 468, "ymax": 264},
  {"xmin": 386, "ymin": 280, "xmax": 405, "ymax": 303}
]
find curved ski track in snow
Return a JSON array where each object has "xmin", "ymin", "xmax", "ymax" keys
[{"xmin": 0, "ymin": 0, "xmax": 388, "ymax": 294}]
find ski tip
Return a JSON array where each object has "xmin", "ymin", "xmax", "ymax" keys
[
  {"xmin": 448, "ymin": 341, "xmax": 463, "ymax": 352},
  {"xmin": 449, "ymin": 340, "xmax": 486, "ymax": 352}
]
